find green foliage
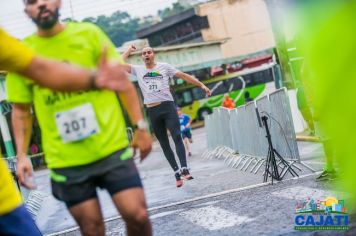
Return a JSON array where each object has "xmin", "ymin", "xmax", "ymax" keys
[
  {"xmin": 81, "ymin": 11, "xmax": 141, "ymax": 47},
  {"xmin": 158, "ymin": 2, "xmax": 191, "ymax": 20},
  {"xmin": 69, "ymin": 2, "xmax": 193, "ymax": 47},
  {"xmin": 62, "ymin": 17, "xmax": 77, "ymax": 23}
]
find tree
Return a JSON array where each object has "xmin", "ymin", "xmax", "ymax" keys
[
  {"xmin": 158, "ymin": 2, "xmax": 191, "ymax": 20},
  {"xmin": 62, "ymin": 17, "xmax": 77, "ymax": 22},
  {"xmin": 75, "ymin": 2, "xmax": 193, "ymax": 47},
  {"xmin": 81, "ymin": 11, "xmax": 140, "ymax": 47}
]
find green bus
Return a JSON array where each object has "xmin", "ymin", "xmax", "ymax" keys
[{"xmin": 173, "ymin": 62, "xmax": 279, "ymax": 121}]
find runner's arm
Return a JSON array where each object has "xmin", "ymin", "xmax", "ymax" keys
[
  {"xmin": 175, "ymin": 71, "xmax": 212, "ymax": 96},
  {"xmin": 121, "ymin": 45, "xmax": 135, "ymax": 73},
  {"xmin": 11, "ymin": 103, "xmax": 36, "ymax": 189},
  {"xmin": 188, "ymin": 116, "xmax": 193, "ymax": 126},
  {"xmin": 118, "ymin": 81, "xmax": 143, "ymax": 126},
  {"xmin": 11, "ymin": 104, "xmax": 32, "ymax": 159},
  {"xmin": 118, "ymin": 81, "xmax": 152, "ymax": 160},
  {"xmin": 185, "ymin": 115, "xmax": 193, "ymax": 128},
  {"xmin": 21, "ymin": 57, "xmax": 97, "ymax": 91},
  {"xmin": 1, "ymin": 28, "xmax": 95, "ymax": 91},
  {"xmin": 120, "ymin": 64, "xmax": 132, "ymax": 74},
  {"xmin": 1, "ymin": 28, "xmax": 130, "ymax": 92},
  {"xmin": 122, "ymin": 45, "xmax": 136, "ymax": 60}
]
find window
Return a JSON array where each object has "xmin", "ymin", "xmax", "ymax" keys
[
  {"xmin": 175, "ymin": 90, "xmax": 193, "ymax": 106},
  {"xmin": 192, "ymin": 87, "xmax": 205, "ymax": 100},
  {"xmin": 176, "ymin": 78, "xmax": 185, "ymax": 85},
  {"xmin": 147, "ymin": 16, "xmax": 209, "ymax": 46},
  {"xmin": 243, "ymin": 68, "xmax": 274, "ymax": 87},
  {"xmin": 161, "ymin": 29, "xmax": 177, "ymax": 44},
  {"xmin": 207, "ymin": 81, "xmax": 228, "ymax": 96},
  {"xmin": 226, "ymin": 77, "xmax": 243, "ymax": 92},
  {"xmin": 176, "ymin": 22, "xmax": 193, "ymax": 37},
  {"xmin": 149, "ymin": 35, "xmax": 162, "ymax": 47},
  {"xmin": 192, "ymin": 16, "xmax": 209, "ymax": 31}
]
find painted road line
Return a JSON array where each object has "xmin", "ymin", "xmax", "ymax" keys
[
  {"xmin": 301, "ymin": 160, "xmax": 325, "ymax": 165},
  {"xmin": 150, "ymin": 209, "xmax": 184, "ymax": 220},
  {"xmin": 46, "ymin": 172, "xmax": 321, "ymax": 236}
]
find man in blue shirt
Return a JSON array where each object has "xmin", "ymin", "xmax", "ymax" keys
[{"xmin": 178, "ymin": 108, "xmax": 193, "ymax": 157}]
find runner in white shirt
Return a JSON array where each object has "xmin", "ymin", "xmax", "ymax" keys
[{"xmin": 123, "ymin": 46, "xmax": 211, "ymax": 187}]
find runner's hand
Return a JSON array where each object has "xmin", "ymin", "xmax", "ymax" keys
[
  {"xmin": 127, "ymin": 45, "xmax": 136, "ymax": 54},
  {"xmin": 95, "ymin": 46, "xmax": 132, "ymax": 91},
  {"xmin": 202, "ymin": 85, "xmax": 212, "ymax": 97},
  {"xmin": 132, "ymin": 130, "xmax": 152, "ymax": 162},
  {"xmin": 17, "ymin": 156, "xmax": 36, "ymax": 190}
]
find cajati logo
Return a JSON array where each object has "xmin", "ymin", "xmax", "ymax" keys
[{"xmin": 294, "ymin": 196, "xmax": 349, "ymax": 231}]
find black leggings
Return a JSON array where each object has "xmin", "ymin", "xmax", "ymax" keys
[{"xmin": 147, "ymin": 101, "xmax": 187, "ymax": 172}]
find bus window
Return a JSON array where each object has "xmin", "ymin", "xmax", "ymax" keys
[
  {"xmin": 192, "ymin": 87, "xmax": 205, "ymax": 100},
  {"xmin": 176, "ymin": 78, "xmax": 185, "ymax": 85},
  {"xmin": 243, "ymin": 68, "xmax": 274, "ymax": 87},
  {"xmin": 176, "ymin": 90, "xmax": 193, "ymax": 106},
  {"xmin": 183, "ymin": 91, "xmax": 193, "ymax": 104},
  {"xmin": 207, "ymin": 81, "xmax": 228, "ymax": 96},
  {"xmin": 227, "ymin": 77, "xmax": 243, "ymax": 92}
]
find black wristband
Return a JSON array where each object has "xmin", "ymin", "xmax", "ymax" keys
[{"xmin": 89, "ymin": 71, "xmax": 98, "ymax": 90}]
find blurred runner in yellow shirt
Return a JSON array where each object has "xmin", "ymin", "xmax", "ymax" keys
[
  {"xmin": 0, "ymin": 27, "xmax": 130, "ymax": 91},
  {"xmin": 0, "ymin": 26, "xmax": 140, "ymax": 235}
]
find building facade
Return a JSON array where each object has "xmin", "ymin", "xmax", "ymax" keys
[
  {"xmin": 136, "ymin": 0, "xmax": 275, "ymax": 59},
  {"xmin": 197, "ymin": 0, "xmax": 275, "ymax": 58}
]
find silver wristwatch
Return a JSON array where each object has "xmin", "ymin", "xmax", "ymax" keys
[{"xmin": 134, "ymin": 119, "xmax": 149, "ymax": 131}]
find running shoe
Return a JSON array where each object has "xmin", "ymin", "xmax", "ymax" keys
[
  {"xmin": 181, "ymin": 168, "xmax": 194, "ymax": 180},
  {"xmin": 316, "ymin": 169, "xmax": 338, "ymax": 182},
  {"xmin": 175, "ymin": 172, "xmax": 183, "ymax": 187}
]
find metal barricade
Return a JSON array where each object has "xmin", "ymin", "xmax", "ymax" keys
[
  {"xmin": 255, "ymin": 95, "xmax": 271, "ymax": 157},
  {"xmin": 203, "ymin": 108, "xmax": 238, "ymax": 163},
  {"xmin": 204, "ymin": 112, "xmax": 216, "ymax": 151},
  {"xmin": 211, "ymin": 107, "xmax": 222, "ymax": 148},
  {"xmin": 217, "ymin": 107, "xmax": 233, "ymax": 148},
  {"xmin": 229, "ymin": 109, "xmax": 239, "ymax": 151},
  {"xmin": 234, "ymin": 106, "xmax": 247, "ymax": 154},
  {"xmin": 268, "ymin": 88, "xmax": 300, "ymax": 161},
  {"xmin": 203, "ymin": 87, "xmax": 314, "ymax": 177},
  {"xmin": 2, "ymin": 157, "xmax": 20, "ymax": 190}
]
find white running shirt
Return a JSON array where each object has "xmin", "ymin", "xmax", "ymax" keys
[{"xmin": 131, "ymin": 62, "xmax": 179, "ymax": 104}]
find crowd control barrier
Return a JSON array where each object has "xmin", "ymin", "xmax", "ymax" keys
[{"xmin": 202, "ymin": 88, "xmax": 316, "ymax": 177}]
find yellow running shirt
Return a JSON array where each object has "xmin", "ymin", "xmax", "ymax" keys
[
  {"xmin": 0, "ymin": 159, "xmax": 22, "ymax": 215},
  {"xmin": 0, "ymin": 28, "xmax": 34, "ymax": 72},
  {"xmin": 0, "ymin": 28, "xmax": 34, "ymax": 215},
  {"xmin": 6, "ymin": 22, "xmax": 129, "ymax": 168}
]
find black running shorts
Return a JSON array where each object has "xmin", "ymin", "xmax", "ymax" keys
[{"xmin": 50, "ymin": 148, "xmax": 142, "ymax": 208}]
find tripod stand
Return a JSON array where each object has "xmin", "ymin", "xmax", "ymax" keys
[{"xmin": 261, "ymin": 115, "xmax": 299, "ymax": 183}]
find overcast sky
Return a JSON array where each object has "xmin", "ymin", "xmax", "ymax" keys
[{"xmin": 0, "ymin": 0, "xmax": 178, "ymax": 39}]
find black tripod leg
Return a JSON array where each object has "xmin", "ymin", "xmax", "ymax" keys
[
  {"xmin": 267, "ymin": 146, "xmax": 280, "ymax": 181},
  {"xmin": 272, "ymin": 152, "xmax": 281, "ymax": 180},
  {"xmin": 270, "ymin": 150, "xmax": 280, "ymax": 183},
  {"xmin": 264, "ymin": 148, "xmax": 271, "ymax": 182},
  {"xmin": 274, "ymin": 149, "xmax": 299, "ymax": 177}
]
